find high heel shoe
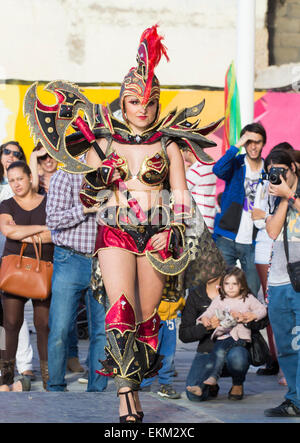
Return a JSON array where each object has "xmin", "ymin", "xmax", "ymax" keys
[
  {"xmin": 118, "ymin": 390, "xmax": 140, "ymax": 423},
  {"xmin": 136, "ymin": 411, "xmax": 144, "ymax": 422},
  {"xmin": 133, "ymin": 390, "xmax": 144, "ymax": 422}
]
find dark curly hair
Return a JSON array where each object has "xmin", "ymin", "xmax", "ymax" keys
[{"xmin": 219, "ymin": 266, "xmax": 250, "ymax": 301}]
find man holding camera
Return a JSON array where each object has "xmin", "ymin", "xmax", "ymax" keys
[
  {"xmin": 263, "ymin": 148, "xmax": 300, "ymax": 418},
  {"xmin": 213, "ymin": 123, "xmax": 266, "ymax": 296}
]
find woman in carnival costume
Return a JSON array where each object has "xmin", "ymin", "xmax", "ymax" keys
[
  {"xmin": 83, "ymin": 25, "xmax": 225, "ymax": 423},
  {"xmin": 24, "ymin": 25, "xmax": 225, "ymax": 422}
]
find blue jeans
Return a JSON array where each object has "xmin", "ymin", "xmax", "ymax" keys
[
  {"xmin": 186, "ymin": 346, "xmax": 250, "ymax": 402},
  {"xmin": 268, "ymin": 284, "xmax": 300, "ymax": 409},
  {"xmin": 68, "ymin": 321, "xmax": 80, "ymax": 359},
  {"xmin": 141, "ymin": 319, "xmax": 177, "ymax": 387},
  {"xmin": 210, "ymin": 337, "xmax": 247, "ymax": 381},
  {"xmin": 216, "ymin": 235, "xmax": 260, "ymax": 296},
  {"xmin": 47, "ymin": 246, "xmax": 107, "ymax": 392}
]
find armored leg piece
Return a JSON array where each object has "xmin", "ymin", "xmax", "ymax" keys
[
  {"xmin": 136, "ymin": 311, "xmax": 164, "ymax": 379},
  {"xmin": 98, "ymin": 294, "xmax": 142, "ymax": 391}
]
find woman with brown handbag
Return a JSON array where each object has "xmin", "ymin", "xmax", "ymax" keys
[
  {"xmin": 0, "ymin": 161, "xmax": 53, "ymax": 389},
  {"xmin": 0, "ymin": 141, "xmax": 36, "ymax": 382}
]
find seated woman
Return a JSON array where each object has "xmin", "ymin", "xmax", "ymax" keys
[
  {"xmin": 0, "ymin": 161, "xmax": 53, "ymax": 389},
  {"xmin": 179, "ymin": 278, "xmax": 269, "ymax": 401},
  {"xmin": 0, "ymin": 374, "xmax": 31, "ymax": 392}
]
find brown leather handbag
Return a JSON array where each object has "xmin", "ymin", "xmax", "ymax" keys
[{"xmin": 0, "ymin": 236, "xmax": 53, "ymax": 300}]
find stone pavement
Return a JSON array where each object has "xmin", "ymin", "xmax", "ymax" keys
[{"xmin": 0, "ymin": 302, "xmax": 299, "ymax": 424}]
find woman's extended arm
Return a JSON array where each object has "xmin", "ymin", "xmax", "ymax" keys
[
  {"xmin": 266, "ymin": 198, "xmax": 289, "ymax": 240},
  {"xmin": 150, "ymin": 142, "xmax": 191, "ymax": 251},
  {"xmin": 21, "ymin": 230, "xmax": 52, "ymax": 244},
  {"xmin": 0, "ymin": 213, "xmax": 48, "ymax": 240},
  {"xmin": 29, "ymin": 150, "xmax": 42, "ymax": 193},
  {"xmin": 252, "ymin": 182, "xmax": 267, "ymax": 230},
  {"xmin": 167, "ymin": 142, "xmax": 191, "ymax": 216}
]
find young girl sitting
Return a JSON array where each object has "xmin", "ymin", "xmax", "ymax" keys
[{"xmin": 195, "ymin": 266, "xmax": 267, "ymax": 399}]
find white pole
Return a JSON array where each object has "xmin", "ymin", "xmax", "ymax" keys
[{"xmin": 236, "ymin": 0, "xmax": 256, "ymax": 128}]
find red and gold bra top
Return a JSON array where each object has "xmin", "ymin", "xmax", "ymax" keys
[{"xmin": 104, "ymin": 141, "xmax": 169, "ymax": 187}]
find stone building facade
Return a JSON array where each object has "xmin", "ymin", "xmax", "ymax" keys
[{"xmin": 268, "ymin": 0, "xmax": 300, "ymax": 65}]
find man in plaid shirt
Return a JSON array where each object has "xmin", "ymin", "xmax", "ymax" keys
[{"xmin": 46, "ymin": 169, "xmax": 107, "ymax": 392}]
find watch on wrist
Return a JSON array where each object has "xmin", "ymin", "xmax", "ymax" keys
[{"xmin": 288, "ymin": 192, "xmax": 298, "ymax": 206}]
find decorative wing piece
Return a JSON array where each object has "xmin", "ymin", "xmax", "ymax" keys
[
  {"xmin": 94, "ymin": 98, "xmax": 223, "ymax": 165},
  {"xmin": 156, "ymin": 100, "xmax": 224, "ymax": 164},
  {"xmin": 24, "ymin": 80, "xmax": 97, "ymax": 174},
  {"xmin": 24, "ymin": 80, "xmax": 223, "ymax": 170}
]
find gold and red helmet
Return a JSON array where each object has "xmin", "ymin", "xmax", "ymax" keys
[{"xmin": 119, "ymin": 25, "xmax": 169, "ymax": 117}]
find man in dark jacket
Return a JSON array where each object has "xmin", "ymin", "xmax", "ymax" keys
[{"xmin": 213, "ymin": 123, "xmax": 266, "ymax": 296}]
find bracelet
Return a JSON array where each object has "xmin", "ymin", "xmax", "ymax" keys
[{"xmin": 288, "ymin": 194, "xmax": 296, "ymax": 206}]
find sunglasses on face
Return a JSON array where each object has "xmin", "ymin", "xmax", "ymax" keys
[
  {"xmin": 38, "ymin": 153, "xmax": 50, "ymax": 161},
  {"xmin": 2, "ymin": 148, "xmax": 23, "ymax": 159}
]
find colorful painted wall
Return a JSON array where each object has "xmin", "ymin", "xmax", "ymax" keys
[
  {"xmin": 0, "ymin": 81, "xmax": 263, "ymax": 160},
  {"xmin": 1, "ymin": 82, "xmax": 300, "ymax": 168}
]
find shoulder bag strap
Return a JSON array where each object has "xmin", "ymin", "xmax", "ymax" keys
[
  {"xmin": 283, "ymin": 177, "xmax": 300, "ymax": 263},
  {"xmin": 283, "ymin": 218, "xmax": 290, "ymax": 264},
  {"xmin": 17, "ymin": 243, "xmax": 27, "ymax": 268},
  {"xmin": 31, "ymin": 236, "xmax": 41, "ymax": 272}
]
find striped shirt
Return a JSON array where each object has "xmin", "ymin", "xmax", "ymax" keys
[
  {"xmin": 46, "ymin": 170, "xmax": 97, "ymax": 254},
  {"xmin": 186, "ymin": 160, "xmax": 217, "ymax": 232}
]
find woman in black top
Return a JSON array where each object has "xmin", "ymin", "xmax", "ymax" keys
[
  {"xmin": 0, "ymin": 161, "xmax": 53, "ymax": 388},
  {"xmin": 179, "ymin": 281, "xmax": 268, "ymax": 401}
]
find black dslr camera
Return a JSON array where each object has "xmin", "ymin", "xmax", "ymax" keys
[{"xmin": 267, "ymin": 166, "xmax": 288, "ymax": 185}]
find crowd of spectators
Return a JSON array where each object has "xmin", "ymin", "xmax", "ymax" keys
[{"xmin": 0, "ymin": 128, "xmax": 299, "ymax": 418}]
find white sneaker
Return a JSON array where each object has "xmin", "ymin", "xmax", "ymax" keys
[{"xmin": 78, "ymin": 371, "xmax": 88, "ymax": 384}]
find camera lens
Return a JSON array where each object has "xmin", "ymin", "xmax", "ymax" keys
[{"xmin": 269, "ymin": 173, "xmax": 281, "ymax": 185}]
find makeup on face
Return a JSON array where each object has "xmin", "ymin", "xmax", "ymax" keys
[{"xmin": 123, "ymin": 96, "xmax": 158, "ymax": 133}]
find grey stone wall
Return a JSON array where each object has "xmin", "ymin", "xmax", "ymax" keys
[{"xmin": 268, "ymin": 0, "xmax": 300, "ymax": 65}]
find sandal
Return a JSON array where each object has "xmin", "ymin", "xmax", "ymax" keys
[
  {"xmin": 118, "ymin": 390, "xmax": 140, "ymax": 423},
  {"xmin": 278, "ymin": 376, "xmax": 288, "ymax": 386},
  {"xmin": 133, "ymin": 390, "xmax": 144, "ymax": 422},
  {"xmin": 136, "ymin": 411, "xmax": 144, "ymax": 422},
  {"xmin": 228, "ymin": 385, "xmax": 244, "ymax": 400}
]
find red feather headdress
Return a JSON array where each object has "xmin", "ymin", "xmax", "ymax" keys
[
  {"xmin": 136, "ymin": 24, "xmax": 169, "ymax": 105},
  {"xmin": 119, "ymin": 25, "xmax": 169, "ymax": 112}
]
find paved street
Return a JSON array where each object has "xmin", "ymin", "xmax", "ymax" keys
[{"xmin": 0, "ymin": 301, "xmax": 299, "ymax": 424}]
